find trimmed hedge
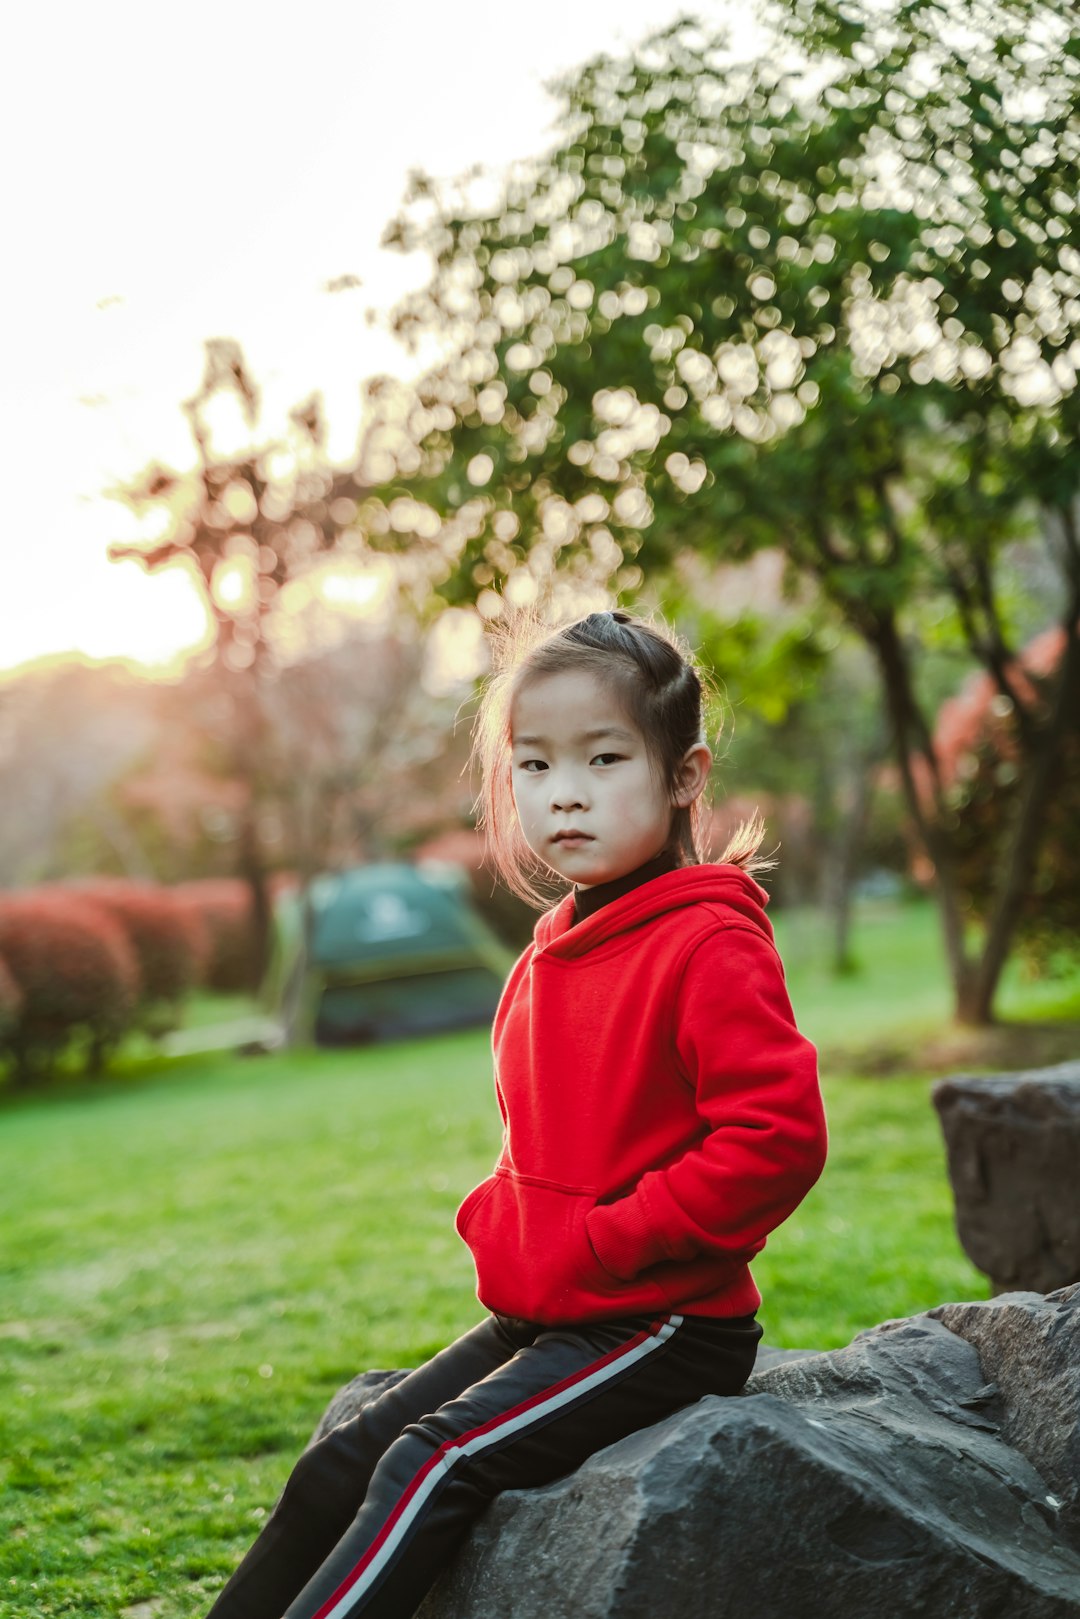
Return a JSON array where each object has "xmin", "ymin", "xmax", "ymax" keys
[
  {"xmin": 0, "ymin": 877, "xmax": 260, "ymax": 1086},
  {"xmin": 929, "ymin": 626, "xmax": 1077, "ymax": 968},
  {"xmin": 0, "ymin": 891, "xmax": 139, "ymax": 1082},
  {"xmin": 172, "ymin": 878, "xmax": 257, "ymax": 993},
  {"xmin": 0, "ymin": 954, "xmax": 21, "ymax": 1035},
  {"xmin": 68, "ymin": 878, "xmax": 206, "ymax": 1018}
]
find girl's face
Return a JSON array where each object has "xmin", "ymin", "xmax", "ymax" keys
[{"xmin": 509, "ymin": 668, "xmax": 708, "ymax": 888}]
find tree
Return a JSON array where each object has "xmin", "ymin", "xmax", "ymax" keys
[
  {"xmin": 108, "ymin": 341, "xmax": 444, "ymax": 981},
  {"xmin": 727, "ymin": 635, "xmax": 894, "ymax": 969},
  {"xmin": 360, "ymin": 0, "xmax": 1080, "ymax": 1024},
  {"xmin": 930, "ymin": 624, "xmax": 1080, "ymax": 971},
  {"xmin": 261, "ymin": 626, "xmax": 467, "ymax": 878}
]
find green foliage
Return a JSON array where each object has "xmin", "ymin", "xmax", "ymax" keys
[
  {"xmin": 371, "ymin": 0, "xmax": 1078, "ymax": 638},
  {"xmin": 677, "ymin": 594, "xmax": 834, "ymax": 728},
  {"xmin": 722, "ymin": 634, "xmax": 881, "ymax": 799},
  {"xmin": 364, "ymin": 0, "xmax": 1080, "ymax": 1023}
]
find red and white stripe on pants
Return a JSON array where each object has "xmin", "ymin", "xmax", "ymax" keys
[{"xmin": 206, "ymin": 1309, "xmax": 760, "ymax": 1619}]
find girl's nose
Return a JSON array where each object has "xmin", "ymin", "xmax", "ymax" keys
[{"xmin": 549, "ymin": 772, "xmax": 586, "ymax": 812}]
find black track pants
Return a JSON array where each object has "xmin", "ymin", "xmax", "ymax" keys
[{"xmin": 205, "ymin": 1309, "xmax": 761, "ymax": 1619}]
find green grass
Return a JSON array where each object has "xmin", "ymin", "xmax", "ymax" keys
[
  {"xmin": 0, "ymin": 1044, "xmax": 979, "ymax": 1617},
  {"xmin": 177, "ymin": 992, "xmax": 265, "ymax": 1033},
  {"xmin": 0, "ymin": 1037, "xmax": 500, "ymax": 1618},
  {"xmin": 774, "ymin": 897, "xmax": 1080, "ymax": 1054},
  {"xmin": 2, "ymin": 896, "xmax": 1077, "ymax": 1617}
]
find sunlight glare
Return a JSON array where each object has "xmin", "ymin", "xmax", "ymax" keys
[
  {"xmin": 423, "ymin": 606, "xmax": 489, "ymax": 696},
  {"xmin": 201, "ymin": 392, "xmax": 257, "ymax": 459},
  {"xmin": 56, "ymin": 557, "xmax": 212, "ymax": 677},
  {"xmin": 211, "ymin": 555, "xmax": 257, "ymax": 613},
  {"xmin": 316, "ymin": 558, "xmax": 392, "ymax": 616}
]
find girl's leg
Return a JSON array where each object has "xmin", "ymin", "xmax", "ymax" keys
[
  {"xmin": 283, "ymin": 1311, "xmax": 760, "ymax": 1619},
  {"xmin": 205, "ymin": 1316, "xmax": 520, "ymax": 1619}
]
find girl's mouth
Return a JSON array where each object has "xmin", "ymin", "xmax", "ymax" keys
[{"xmin": 553, "ymin": 832, "xmax": 593, "ymax": 846}]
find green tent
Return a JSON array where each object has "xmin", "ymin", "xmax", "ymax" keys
[{"xmin": 266, "ymin": 862, "xmax": 514, "ymax": 1046}]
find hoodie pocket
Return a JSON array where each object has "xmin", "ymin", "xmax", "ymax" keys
[{"xmin": 458, "ymin": 1169, "xmax": 666, "ymax": 1323}]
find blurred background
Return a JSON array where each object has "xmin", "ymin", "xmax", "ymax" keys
[
  {"xmin": 1, "ymin": 0, "xmax": 1078, "ymax": 1080},
  {"xmin": 3, "ymin": 8, "xmax": 1080, "ymax": 1611}
]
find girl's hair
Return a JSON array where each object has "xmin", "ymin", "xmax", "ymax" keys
[{"xmin": 472, "ymin": 608, "xmax": 770, "ymax": 907}]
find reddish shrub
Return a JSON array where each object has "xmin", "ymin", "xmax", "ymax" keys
[
  {"xmin": 67, "ymin": 878, "xmax": 206, "ymax": 1011},
  {"xmin": 0, "ymin": 891, "xmax": 139, "ymax": 1081},
  {"xmin": 172, "ymin": 878, "xmax": 257, "ymax": 992},
  {"xmin": 923, "ymin": 626, "xmax": 1079, "ymax": 967},
  {"xmin": 0, "ymin": 955, "xmax": 21, "ymax": 1035}
]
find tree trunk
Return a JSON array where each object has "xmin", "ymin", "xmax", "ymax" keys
[
  {"xmin": 231, "ymin": 666, "xmax": 273, "ymax": 993},
  {"xmin": 281, "ymin": 777, "xmax": 321, "ymax": 1048},
  {"xmin": 865, "ymin": 598, "xmax": 1080, "ymax": 1027},
  {"xmin": 827, "ymin": 765, "xmax": 874, "ymax": 976},
  {"xmin": 865, "ymin": 611, "xmax": 982, "ymax": 1020},
  {"xmin": 952, "ymin": 963, "xmax": 989, "ymax": 1028},
  {"xmin": 962, "ymin": 618, "xmax": 1080, "ymax": 1025},
  {"xmin": 282, "ymin": 883, "xmax": 317, "ymax": 1048},
  {"xmin": 238, "ymin": 802, "xmax": 272, "ymax": 994}
]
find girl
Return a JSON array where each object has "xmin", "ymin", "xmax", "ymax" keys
[{"xmin": 206, "ymin": 609, "xmax": 827, "ymax": 1619}]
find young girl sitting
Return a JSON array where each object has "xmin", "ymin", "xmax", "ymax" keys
[{"xmin": 205, "ymin": 609, "xmax": 828, "ymax": 1619}]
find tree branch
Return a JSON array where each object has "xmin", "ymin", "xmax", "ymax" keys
[
  {"xmin": 972, "ymin": 598, "xmax": 1080, "ymax": 1018},
  {"xmin": 870, "ymin": 472, "xmax": 905, "ymax": 570},
  {"xmin": 937, "ymin": 542, "xmax": 1037, "ymax": 747},
  {"xmin": 867, "ymin": 607, "xmax": 973, "ymax": 996}
]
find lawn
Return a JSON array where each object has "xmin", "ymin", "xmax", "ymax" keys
[
  {"xmin": 1, "ymin": 896, "xmax": 1075, "ymax": 1618},
  {"xmin": 774, "ymin": 895, "xmax": 1080, "ymax": 1052}
]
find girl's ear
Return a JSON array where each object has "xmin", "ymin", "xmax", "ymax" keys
[{"xmin": 673, "ymin": 743, "xmax": 712, "ymax": 808}]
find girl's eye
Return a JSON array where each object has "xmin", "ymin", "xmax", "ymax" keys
[
  {"xmin": 518, "ymin": 759, "xmax": 548, "ymax": 773},
  {"xmin": 591, "ymin": 753, "xmax": 624, "ymax": 767}
]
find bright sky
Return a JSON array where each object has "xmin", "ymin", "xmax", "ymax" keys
[{"xmin": 0, "ymin": 0, "xmax": 754, "ymax": 678}]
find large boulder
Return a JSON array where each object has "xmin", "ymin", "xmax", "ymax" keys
[
  {"xmin": 930, "ymin": 1288, "xmax": 1080, "ymax": 1539},
  {"xmin": 313, "ymin": 1288, "xmax": 1080, "ymax": 1618},
  {"xmin": 309, "ymin": 1368, "xmax": 409, "ymax": 1445},
  {"xmin": 933, "ymin": 1060, "xmax": 1080, "ymax": 1294}
]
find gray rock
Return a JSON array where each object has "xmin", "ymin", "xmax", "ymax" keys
[
  {"xmin": 749, "ymin": 1341, "xmax": 820, "ymax": 1373},
  {"xmin": 312, "ymin": 1291, "xmax": 1080, "ymax": 1618},
  {"xmin": 932, "ymin": 1060, "xmax": 1080, "ymax": 1294},
  {"xmin": 418, "ymin": 1309, "xmax": 1080, "ymax": 1618},
  {"xmin": 308, "ymin": 1368, "xmax": 408, "ymax": 1447},
  {"xmin": 930, "ymin": 1282, "xmax": 1080, "ymax": 1537}
]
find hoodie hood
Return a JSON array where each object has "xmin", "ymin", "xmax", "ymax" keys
[{"xmin": 533, "ymin": 863, "xmax": 772, "ymax": 961}]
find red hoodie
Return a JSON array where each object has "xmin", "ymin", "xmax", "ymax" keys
[{"xmin": 455, "ymin": 865, "xmax": 827, "ymax": 1325}]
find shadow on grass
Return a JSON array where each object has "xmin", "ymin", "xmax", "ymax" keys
[{"xmin": 820, "ymin": 1017, "xmax": 1080, "ymax": 1079}]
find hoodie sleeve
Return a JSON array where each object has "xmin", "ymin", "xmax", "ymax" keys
[{"xmin": 585, "ymin": 922, "xmax": 827, "ymax": 1282}]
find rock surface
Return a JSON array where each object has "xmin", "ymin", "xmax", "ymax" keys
[
  {"xmin": 309, "ymin": 1368, "xmax": 408, "ymax": 1446},
  {"xmin": 312, "ymin": 1289, "xmax": 1080, "ymax": 1618},
  {"xmin": 933, "ymin": 1060, "xmax": 1080, "ymax": 1294},
  {"xmin": 931, "ymin": 1285, "xmax": 1080, "ymax": 1539}
]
